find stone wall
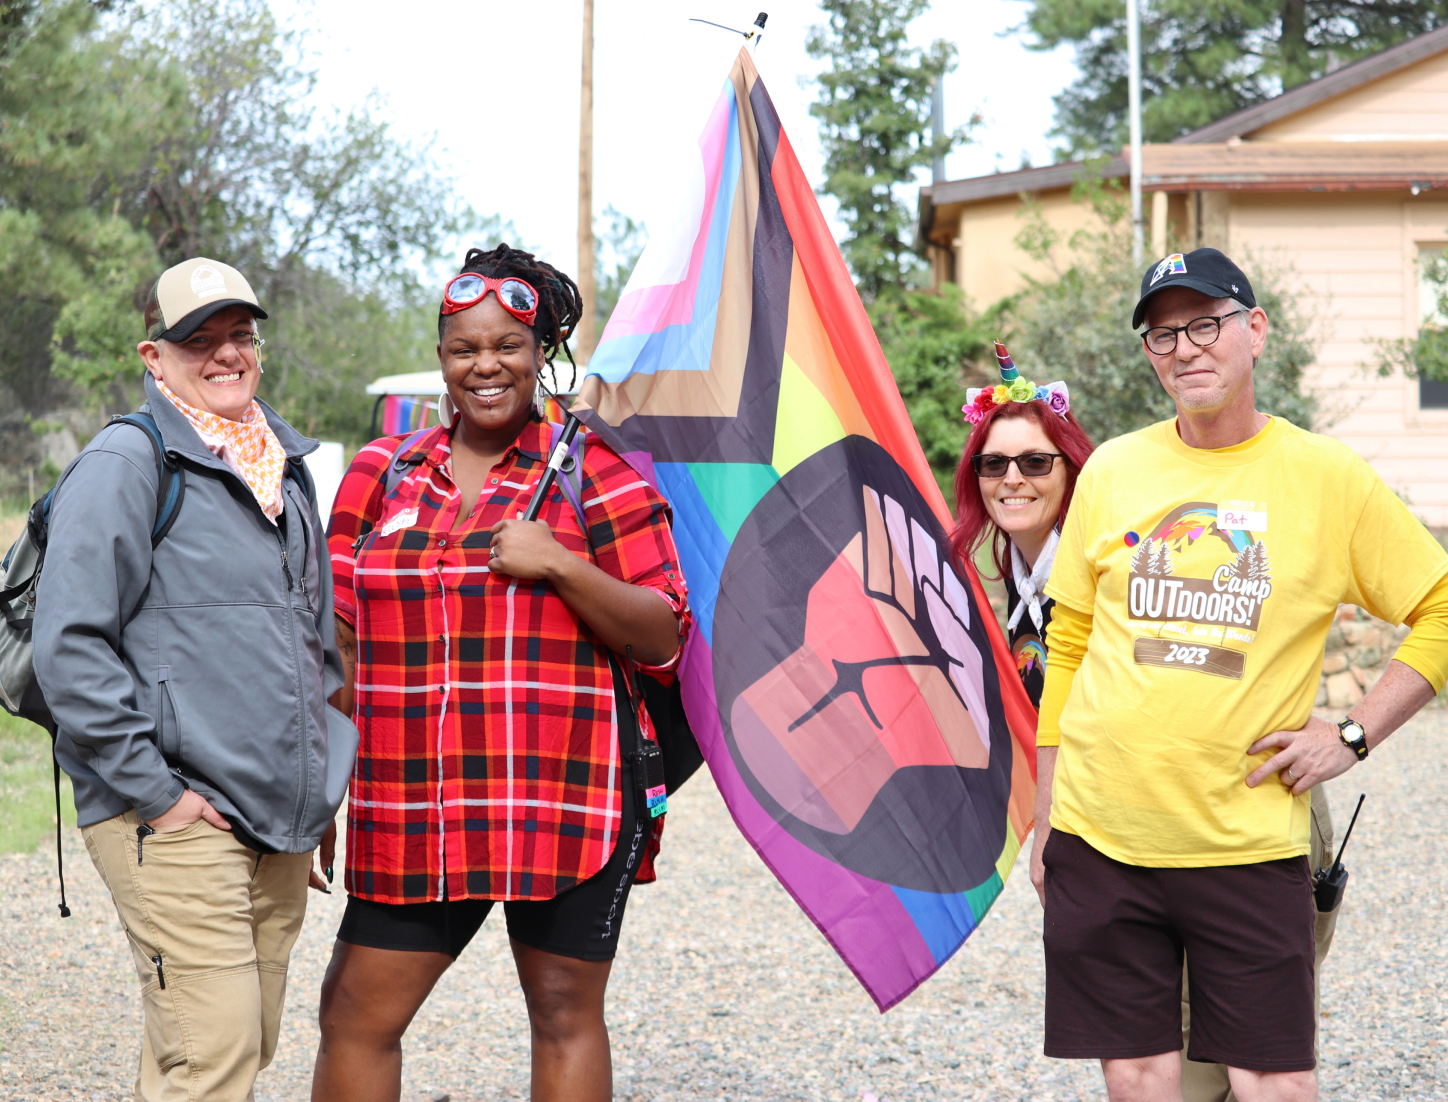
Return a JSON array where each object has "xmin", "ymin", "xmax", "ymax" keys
[{"xmin": 1318, "ymin": 605, "xmax": 1412, "ymax": 709}]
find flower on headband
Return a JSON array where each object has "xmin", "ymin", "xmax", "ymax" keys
[
  {"xmin": 962, "ymin": 390, "xmax": 995, "ymax": 425},
  {"xmin": 962, "ymin": 377, "xmax": 1073, "ymax": 425}
]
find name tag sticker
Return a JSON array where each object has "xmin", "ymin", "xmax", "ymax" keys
[
  {"xmin": 1216, "ymin": 508, "xmax": 1267, "ymax": 532},
  {"xmin": 379, "ymin": 508, "xmax": 419, "ymax": 537}
]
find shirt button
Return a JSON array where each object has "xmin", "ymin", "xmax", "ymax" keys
[
  {"xmin": 438, "ymin": 538, "xmax": 446, "ymax": 547},
  {"xmin": 490, "ymin": 477, "xmax": 499, "ymax": 485},
  {"xmin": 439, "ymin": 684, "xmax": 446, "ymax": 693}
]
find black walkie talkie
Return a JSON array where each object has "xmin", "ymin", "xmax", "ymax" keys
[{"xmin": 1313, "ymin": 794, "xmax": 1365, "ymax": 913}]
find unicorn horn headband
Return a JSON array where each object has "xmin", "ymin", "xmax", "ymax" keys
[{"xmin": 963, "ymin": 339, "xmax": 1071, "ymax": 426}]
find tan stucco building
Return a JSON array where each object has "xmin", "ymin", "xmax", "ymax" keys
[{"xmin": 920, "ymin": 28, "xmax": 1448, "ymax": 526}]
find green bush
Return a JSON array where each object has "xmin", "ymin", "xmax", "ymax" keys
[{"xmin": 1000, "ymin": 196, "xmax": 1319, "ymax": 445}]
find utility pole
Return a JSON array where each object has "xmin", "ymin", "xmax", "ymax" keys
[
  {"xmin": 576, "ymin": 0, "xmax": 596, "ymax": 365},
  {"xmin": 1127, "ymin": 0, "xmax": 1144, "ymax": 265},
  {"xmin": 931, "ymin": 74, "xmax": 945, "ymax": 184}
]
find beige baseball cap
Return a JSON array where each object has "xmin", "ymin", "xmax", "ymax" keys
[{"xmin": 143, "ymin": 257, "xmax": 268, "ymax": 341}]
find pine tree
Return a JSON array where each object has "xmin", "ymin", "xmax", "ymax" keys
[
  {"xmin": 1247, "ymin": 540, "xmax": 1272, "ymax": 584},
  {"xmin": 806, "ymin": 0, "xmax": 969, "ymax": 300},
  {"xmin": 1150, "ymin": 540, "xmax": 1175, "ymax": 577},
  {"xmin": 1130, "ymin": 539, "xmax": 1153, "ymax": 575},
  {"xmin": 0, "ymin": 0, "xmax": 480, "ymax": 457},
  {"xmin": 1230, "ymin": 544, "xmax": 1253, "ymax": 580}
]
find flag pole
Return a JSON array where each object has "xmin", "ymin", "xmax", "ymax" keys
[
  {"xmin": 522, "ymin": 377, "xmax": 584, "ymax": 523},
  {"xmin": 576, "ymin": 0, "xmax": 597, "ymax": 362},
  {"xmin": 1127, "ymin": 0, "xmax": 1144, "ymax": 265}
]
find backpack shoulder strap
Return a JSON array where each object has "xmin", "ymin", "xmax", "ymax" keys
[
  {"xmin": 351, "ymin": 426, "xmax": 435, "ymax": 554},
  {"xmin": 111, "ymin": 412, "xmax": 186, "ymax": 548},
  {"xmin": 382, "ymin": 426, "xmax": 435, "ymax": 499}
]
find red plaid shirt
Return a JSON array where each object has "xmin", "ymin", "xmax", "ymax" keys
[{"xmin": 328, "ymin": 418, "xmax": 689, "ymax": 903}]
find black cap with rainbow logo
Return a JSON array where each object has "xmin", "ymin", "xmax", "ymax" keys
[{"xmin": 1132, "ymin": 247, "xmax": 1256, "ymax": 330}]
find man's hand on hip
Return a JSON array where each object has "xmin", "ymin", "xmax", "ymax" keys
[
  {"xmin": 1246, "ymin": 716, "xmax": 1357, "ymax": 796},
  {"xmin": 308, "ymin": 820, "xmax": 337, "ymax": 893},
  {"xmin": 146, "ymin": 788, "xmax": 233, "ymax": 834}
]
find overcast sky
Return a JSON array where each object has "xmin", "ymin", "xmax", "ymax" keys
[{"xmin": 292, "ymin": 0, "xmax": 1077, "ymax": 278}]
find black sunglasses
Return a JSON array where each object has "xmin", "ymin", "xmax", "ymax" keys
[{"xmin": 971, "ymin": 451, "xmax": 1066, "ymax": 479}]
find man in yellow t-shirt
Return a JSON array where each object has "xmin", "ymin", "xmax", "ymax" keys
[{"xmin": 1031, "ymin": 247, "xmax": 1448, "ymax": 1102}]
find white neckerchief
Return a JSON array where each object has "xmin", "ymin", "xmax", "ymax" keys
[{"xmin": 1007, "ymin": 527, "xmax": 1060, "ymax": 635}]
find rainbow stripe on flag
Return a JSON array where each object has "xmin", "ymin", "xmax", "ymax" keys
[
  {"xmin": 379, "ymin": 394, "xmax": 435, "ymax": 436},
  {"xmin": 574, "ymin": 50, "xmax": 1037, "ymax": 1011}
]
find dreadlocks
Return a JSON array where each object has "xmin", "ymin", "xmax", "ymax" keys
[{"xmin": 438, "ymin": 243, "xmax": 586, "ymax": 389}]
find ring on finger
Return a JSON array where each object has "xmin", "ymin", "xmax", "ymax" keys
[{"xmin": 1285, "ymin": 768, "xmax": 1298, "ymax": 782}]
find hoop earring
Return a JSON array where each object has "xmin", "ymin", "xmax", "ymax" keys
[{"xmin": 437, "ymin": 391, "xmax": 456, "ymax": 426}]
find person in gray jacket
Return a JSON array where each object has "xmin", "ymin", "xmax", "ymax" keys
[{"xmin": 33, "ymin": 257, "xmax": 357, "ymax": 1102}]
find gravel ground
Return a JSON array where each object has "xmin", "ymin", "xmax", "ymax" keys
[{"xmin": 1, "ymin": 709, "xmax": 1444, "ymax": 1102}]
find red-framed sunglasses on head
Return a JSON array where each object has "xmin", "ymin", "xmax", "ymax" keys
[{"xmin": 440, "ymin": 273, "xmax": 539, "ymax": 326}]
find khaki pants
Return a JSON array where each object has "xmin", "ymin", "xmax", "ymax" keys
[
  {"xmin": 82, "ymin": 809, "xmax": 312, "ymax": 1102},
  {"xmin": 1180, "ymin": 786, "xmax": 1339, "ymax": 1102}
]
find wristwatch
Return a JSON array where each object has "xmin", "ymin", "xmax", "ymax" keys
[{"xmin": 1338, "ymin": 718, "xmax": 1369, "ymax": 761}]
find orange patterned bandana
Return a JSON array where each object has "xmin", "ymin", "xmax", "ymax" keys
[{"xmin": 157, "ymin": 380, "xmax": 287, "ymax": 522}]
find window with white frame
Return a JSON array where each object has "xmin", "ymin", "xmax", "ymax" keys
[{"xmin": 1417, "ymin": 245, "xmax": 1448, "ymax": 410}]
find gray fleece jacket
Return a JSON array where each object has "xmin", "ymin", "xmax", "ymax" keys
[{"xmin": 32, "ymin": 374, "xmax": 357, "ymax": 852}]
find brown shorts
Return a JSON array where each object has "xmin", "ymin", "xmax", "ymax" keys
[{"xmin": 1042, "ymin": 829, "xmax": 1316, "ymax": 1072}]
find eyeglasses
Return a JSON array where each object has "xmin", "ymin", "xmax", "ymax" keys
[
  {"xmin": 440, "ymin": 273, "xmax": 539, "ymax": 326},
  {"xmin": 971, "ymin": 452, "xmax": 1066, "ymax": 479},
  {"xmin": 172, "ymin": 332, "xmax": 264, "ymax": 358},
  {"xmin": 1141, "ymin": 310, "xmax": 1245, "ymax": 355}
]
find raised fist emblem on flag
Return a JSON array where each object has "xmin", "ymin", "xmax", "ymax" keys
[{"xmin": 714, "ymin": 438, "xmax": 1013, "ymax": 893}]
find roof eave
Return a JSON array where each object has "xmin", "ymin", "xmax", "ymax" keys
[
  {"xmin": 925, "ymin": 158, "xmax": 1128, "ymax": 206},
  {"xmin": 1144, "ymin": 176, "xmax": 1448, "ymax": 192},
  {"xmin": 1173, "ymin": 25, "xmax": 1448, "ymax": 144}
]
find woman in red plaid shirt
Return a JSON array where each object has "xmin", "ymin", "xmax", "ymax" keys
[{"xmin": 310, "ymin": 245, "xmax": 690, "ymax": 1102}]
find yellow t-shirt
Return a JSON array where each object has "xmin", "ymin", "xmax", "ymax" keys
[{"xmin": 1044, "ymin": 416, "xmax": 1448, "ymax": 867}]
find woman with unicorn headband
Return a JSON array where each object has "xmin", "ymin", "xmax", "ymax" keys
[{"xmin": 949, "ymin": 340, "xmax": 1094, "ymax": 709}]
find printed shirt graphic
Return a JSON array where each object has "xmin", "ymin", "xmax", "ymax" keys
[
  {"xmin": 1046, "ymin": 417, "xmax": 1448, "ymax": 867},
  {"xmin": 1005, "ymin": 576, "xmax": 1051, "ymax": 709},
  {"xmin": 327, "ymin": 419, "xmax": 689, "ymax": 903}
]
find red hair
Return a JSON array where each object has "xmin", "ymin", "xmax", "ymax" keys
[{"xmin": 949, "ymin": 400, "xmax": 1096, "ymax": 580}]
